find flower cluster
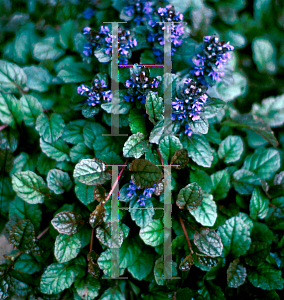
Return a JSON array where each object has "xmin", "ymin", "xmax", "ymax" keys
[
  {"xmin": 82, "ymin": 26, "xmax": 137, "ymax": 65},
  {"xmin": 147, "ymin": 5, "xmax": 184, "ymax": 62},
  {"xmin": 124, "ymin": 0, "xmax": 154, "ymax": 25},
  {"xmin": 77, "ymin": 79, "xmax": 112, "ymax": 107},
  {"xmin": 172, "ymin": 78, "xmax": 208, "ymax": 137},
  {"xmin": 126, "ymin": 180, "xmax": 156, "ymax": 206},
  {"xmin": 124, "ymin": 66, "xmax": 160, "ymax": 104},
  {"xmin": 190, "ymin": 34, "xmax": 234, "ymax": 85}
]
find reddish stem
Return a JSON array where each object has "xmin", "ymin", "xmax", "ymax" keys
[
  {"xmin": 102, "ymin": 159, "xmax": 129, "ymax": 205},
  {"xmin": 179, "ymin": 215, "xmax": 192, "ymax": 253},
  {"xmin": 36, "ymin": 226, "xmax": 50, "ymax": 239},
  {"xmin": 90, "ymin": 227, "xmax": 94, "ymax": 252},
  {"xmin": 156, "ymin": 148, "xmax": 164, "ymax": 167},
  {"xmin": 0, "ymin": 124, "xmax": 8, "ymax": 131}
]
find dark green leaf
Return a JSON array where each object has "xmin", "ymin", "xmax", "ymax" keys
[
  {"xmin": 218, "ymin": 136, "xmax": 244, "ymax": 164},
  {"xmin": 12, "ymin": 170, "xmax": 49, "ymax": 204},
  {"xmin": 73, "ymin": 158, "xmax": 111, "ymax": 185},
  {"xmin": 211, "ymin": 169, "xmax": 231, "ymax": 201},
  {"xmin": 232, "ymin": 169, "xmax": 261, "ymax": 195},
  {"xmin": 227, "ymin": 258, "xmax": 247, "ymax": 288},
  {"xmin": 58, "ymin": 62, "xmax": 93, "ymax": 83},
  {"xmin": 0, "ymin": 60, "xmax": 27, "ymax": 93},
  {"xmin": 51, "ymin": 211, "xmax": 83, "ymax": 235},
  {"xmin": 158, "ymin": 136, "xmax": 182, "ymax": 164},
  {"xmin": 129, "ymin": 159, "xmax": 163, "ymax": 189},
  {"xmin": 54, "ymin": 233, "xmax": 81, "ymax": 263},
  {"xmin": 129, "ymin": 199, "xmax": 155, "ymax": 228},
  {"xmin": 75, "ymin": 181, "xmax": 96, "ymax": 206},
  {"xmin": 40, "ymin": 263, "xmax": 78, "ymax": 294},
  {"xmin": 123, "ymin": 133, "xmax": 149, "ymax": 159},
  {"xmin": 154, "ymin": 256, "xmax": 177, "ymax": 285},
  {"xmin": 190, "ymin": 170, "xmax": 212, "ymax": 193},
  {"xmin": 194, "ymin": 228, "xmax": 223, "ymax": 257},
  {"xmin": 20, "ymin": 94, "xmax": 43, "ymax": 126},
  {"xmin": 176, "ymin": 182, "xmax": 203, "ymax": 211},
  {"xmin": 47, "ymin": 169, "xmax": 72, "ymax": 195},
  {"xmin": 9, "ymin": 219, "xmax": 35, "ymax": 251},
  {"xmin": 249, "ymin": 187, "xmax": 269, "ymax": 219},
  {"xmin": 96, "ymin": 222, "xmax": 123, "ymax": 248},
  {"xmin": 129, "ymin": 108, "xmax": 148, "ymax": 135},
  {"xmin": 145, "ymin": 91, "xmax": 163, "ymax": 124},
  {"xmin": 40, "ymin": 138, "xmax": 70, "ymax": 162},
  {"xmin": 139, "ymin": 219, "xmax": 164, "ymax": 247},
  {"xmin": 188, "ymin": 113, "xmax": 209, "ymax": 134},
  {"xmin": 61, "ymin": 120, "xmax": 86, "ymax": 144},
  {"xmin": 75, "ymin": 274, "xmax": 101, "ymax": 300}
]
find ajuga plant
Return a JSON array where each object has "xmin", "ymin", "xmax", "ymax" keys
[{"xmin": 0, "ymin": 0, "xmax": 284, "ymax": 300}]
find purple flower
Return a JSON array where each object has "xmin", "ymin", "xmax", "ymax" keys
[
  {"xmin": 191, "ymin": 34, "xmax": 234, "ymax": 85},
  {"xmin": 127, "ymin": 180, "xmax": 139, "ymax": 197},
  {"xmin": 172, "ymin": 78, "xmax": 209, "ymax": 136}
]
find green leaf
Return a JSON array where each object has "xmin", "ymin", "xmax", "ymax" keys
[
  {"xmin": 54, "ymin": 233, "xmax": 81, "ymax": 263},
  {"xmin": 10, "ymin": 152, "xmax": 36, "ymax": 175},
  {"xmin": 222, "ymin": 114, "xmax": 278, "ymax": 148},
  {"xmin": 203, "ymin": 98, "xmax": 225, "ymax": 119},
  {"xmin": 190, "ymin": 193, "xmax": 217, "ymax": 227},
  {"xmin": 51, "ymin": 211, "xmax": 83, "ymax": 235},
  {"xmin": 70, "ymin": 142, "xmax": 93, "ymax": 163},
  {"xmin": 33, "ymin": 38, "xmax": 65, "ymax": 61},
  {"xmin": 198, "ymin": 279, "xmax": 226, "ymax": 300},
  {"xmin": 20, "ymin": 94, "xmax": 43, "ymax": 127},
  {"xmin": 188, "ymin": 113, "xmax": 209, "ymax": 134},
  {"xmin": 217, "ymin": 215, "xmax": 251, "ymax": 257},
  {"xmin": 139, "ymin": 219, "xmax": 164, "ymax": 247},
  {"xmin": 98, "ymin": 286, "xmax": 126, "ymax": 300},
  {"xmin": 0, "ymin": 127, "xmax": 19, "ymax": 152},
  {"xmin": 247, "ymin": 262, "xmax": 283, "ymax": 290},
  {"xmin": 211, "ymin": 170, "xmax": 231, "ymax": 201},
  {"xmin": 37, "ymin": 153, "xmax": 57, "ymax": 175},
  {"xmin": 154, "ymin": 256, "xmax": 177, "ymax": 285},
  {"xmin": 129, "ymin": 108, "xmax": 148, "ymax": 135},
  {"xmin": 179, "ymin": 254, "xmax": 194, "ymax": 271},
  {"xmin": 242, "ymin": 148, "xmax": 280, "ymax": 180},
  {"xmin": 23, "ymin": 66, "xmax": 53, "ymax": 92},
  {"xmin": 9, "ymin": 219, "xmax": 35, "ymax": 251},
  {"xmin": 94, "ymin": 48, "xmax": 111, "ymax": 63},
  {"xmin": 96, "ymin": 222, "xmax": 123, "ymax": 248},
  {"xmin": 61, "ymin": 120, "xmax": 87, "ymax": 144},
  {"xmin": 97, "ymin": 151, "xmax": 123, "ymax": 165},
  {"xmin": 119, "ymin": 236, "xmax": 142, "ymax": 269},
  {"xmin": 40, "ymin": 138, "xmax": 70, "ymax": 162},
  {"xmin": 73, "ymin": 158, "xmax": 111, "ymax": 185},
  {"xmin": 129, "ymin": 199, "xmax": 155, "ymax": 228},
  {"xmin": 245, "ymin": 222, "xmax": 273, "ymax": 266},
  {"xmin": 40, "ymin": 263, "xmax": 78, "ymax": 294},
  {"xmin": 75, "ymin": 274, "xmax": 101, "ymax": 300},
  {"xmin": 252, "ymin": 38, "xmax": 277, "ymax": 74},
  {"xmin": 59, "ymin": 20, "xmax": 77, "ymax": 50},
  {"xmin": 129, "ymin": 159, "xmax": 163, "ymax": 189},
  {"xmin": 14, "ymin": 253, "xmax": 41, "ymax": 275},
  {"xmin": 218, "ymin": 136, "xmax": 244, "ymax": 164},
  {"xmin": 12, "ymin": 170, "xmax": 49, "ymax": 204},
  {"xmin": 176, "ymin": 182, "xmax": 203, "ymax": 211},
  {"xmin": 58, "ymin": 62, "xmax": 93, "ymax": 83},
  {"xmin": 232, "ymin": 169, "xmax": 261, "ymax": 195},
  {"xmin": 9, "ymin": 196, "xmax": 42, "ymax": 230},
  {"xmin": 158, "ymin": 136, "xmax": 182, "ymax": 164},
  {"xmin": 97, "ymin": 248, "xmax": 125, "ymax": 277},
  {"xmin": 149, "ymin": 119, "xmax": 180, "ymax": 145},
  {"xmin": 0, "ymin": 93, "xmax": 24, "ymax": 129},
  {"xmin": 36, "ymin": 113, "xmax": 65, "ymax": 143},
  {"xmin": 251, "ymin": 93, "xmax": 284, "ymax": 128},
  {"xmin": 123, "ymin": 133, "xmax": 149, "ymax": 159},
  {"xmin": 0, "ymin": 60, "xmax": 27, "ymax": 93},
  {"xmin": 75, "ymin": 181, "xmax": 95, "ymax": 206},
  {"xmin": 128, "ymin": 248, "xmax": 154, "ymax": 281},
  {"xmin": 145, "ymin": 91, "xmax": 163, "ymax": 124},
  {"xmin": 227, "ymin": 258, "xmax": 247, "ymax": 288},
  {"xmin": 194, "ymin": 228, "xmax": 223, "ymax": 257},
  {"xmin": 180, "ymin": 134, "xmax": 214, "ymax": 168},
  {"xmin": 118, "ymin": 183, "xmax": 137, "ymax": 203},
  {"xmin": 249, "ymin": 187, "xmax": 269, "ymax": 219},
  {"xmin": 216, "ymin": 72, "xmax": 248, "ymax": 102},
  {"xmin": 47, "ymin": 169, "xmax": 72, "ymax": 195},
  {"xmin": 190, "ymin": 170, "xmax": 212, "ymax": 193}
]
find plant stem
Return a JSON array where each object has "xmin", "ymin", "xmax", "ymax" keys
[
  {"xmin": 90, "ymin": 227, "xmax": 94, "ymax": 252},
  {"xmin": 156, "ymin": 148, "xmax": 164, "ymax": 167},
  {"xmin": 102, "ymin": 159, "xmax": 129, "ymax": 205},
  {"xmin": 36, "ymin": 226, "xmax": 50, "ymax": 239},
  {"xmin": 179, "ymin": 214, "xmax": 193, "ymax": 254}
]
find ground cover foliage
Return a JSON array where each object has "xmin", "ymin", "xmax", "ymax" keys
[{"xmin": 1, "ymin": 0, "xmax": 284, "ymax": 299}]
